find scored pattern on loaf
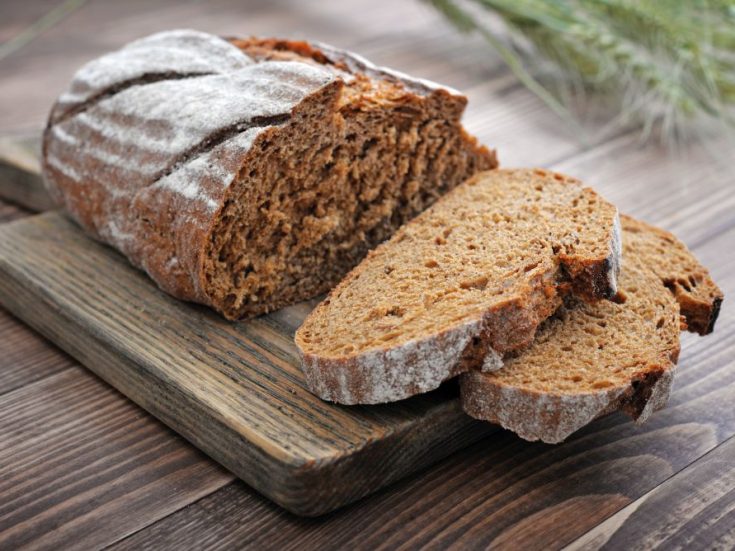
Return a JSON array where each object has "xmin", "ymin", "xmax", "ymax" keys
[
  {"xmin": 45, "ymin": 52, "xmax": 338, "ymax": 301},
  {"xmin": 43, "ymin": 29, "xmax": 497, "ymax": 318},
  {"xmin": 52, "ymin": 29, "xmax": 254, "ymax": 123}
]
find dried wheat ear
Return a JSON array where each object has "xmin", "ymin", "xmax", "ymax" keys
[
  {"xmin": 461, "ymin": 215, "xmax": 723, "ymax": 444},
  {"xmin": 42, "ymin": 30, "xmax": 496, "ymax": 319},
  {"xmin": 296, "ymin": 168, "xmax": 622, "ymax": 404}
]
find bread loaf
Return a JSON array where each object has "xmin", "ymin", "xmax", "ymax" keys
[
  {"xmin": 295, "ymin": 169, "xmax": 621, "ymax": 404},
  {"xmin": 460, "ymin": 215, "xmax": 723, "ymax": 443},
  {"xmin": 42, "ymin": 30, "xmax": 496, "ymax": 319}
]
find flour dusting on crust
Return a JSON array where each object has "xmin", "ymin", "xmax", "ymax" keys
[
  {"xmin": 54, "ymin": 30, "xmax": 252, "ymax": 119},
  {"xmin": 461, "ymin": 374, "xmax": 627, "ymax": 444},
  {"xmin": 42, "ymin": 29, "xmax": 482, "ymax": 317},
  {"xmin": 301, "ymin": 317, "xmax": 482, "ymax": 404},
  {"xmin": 43, "ymin": 32, "xmax": 337, "ymax": 301}
]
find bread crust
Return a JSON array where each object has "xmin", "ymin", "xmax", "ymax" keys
[
  {"xmin": 619, "ymin": 215, "xmax": 723, "ymax": 335},
  {"xmin": 42, "ymin": 30, "xmax": 495, "ymax": 318},
  {"xmin": 461, "ymin": 363, "xmax": 677, "ymax": 444},
  {"xmin": 460, "ymin": 216, "xmax": 722, "ymax": 443}
]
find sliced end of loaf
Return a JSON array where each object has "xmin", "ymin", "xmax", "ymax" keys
[
  {"xmin": 202, "ymin": 39, "xmax": 496, "ymax": 319},
  {"xmin": 41, "ymin": 30, "xmax": 495, "ymax": 320}
]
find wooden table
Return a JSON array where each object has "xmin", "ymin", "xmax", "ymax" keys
[{"xmin": 1, "ymin": 1, "xmax": 734, "ymax": 549}]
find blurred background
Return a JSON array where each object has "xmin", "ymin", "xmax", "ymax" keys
[
  {"xmin": 3, "ymin": 0, "xmax": 733, "ymax": 159},
  {"xmin": 2, "ymin": 0, "xmax": 734, "ymax": 232}
]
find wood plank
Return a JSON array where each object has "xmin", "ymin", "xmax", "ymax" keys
[
  {"xmin": 566, "ymin": 435, "xmax": 735, "ymax": 550},
  {"xmin": 0, "ymin": 367, "xmax": 233, "ymax": 550},
  {"xmin": 0, "ymin": 213, "xmax": 497, "ymax": 516},
  {"xmin": 109, "ymin": 223, "xmax": 735, "ymax": 550},
  {"xmin": 0, "ymin": 306, "xmax": 74, "ymax": 396},
  {"xmin": 0, "ymin": 189, "xmax": 238, "ymax": 548},
  {"xmin": 0, "ymin": 199, "xmax": 30, "ymax": 223},
  {"xmin": 0, "ymin": 134, "xmax": 51, "ymax": 212}
]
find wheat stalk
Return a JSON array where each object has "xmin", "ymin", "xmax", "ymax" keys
[{"xmin": 429, "ymin": 0, "xmax": 735, "ymax": 141}]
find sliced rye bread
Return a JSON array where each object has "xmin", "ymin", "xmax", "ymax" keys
[
  {"xmin": 295, "ymin": 168, "xmax": 622, "ymax": 404},
  {"xmin": 461, "ymin": 215, "xmax": 723, "ymax": 443},
  {"xmin": 42, "ymin": 30, "xmax": 496, "ymax": 320}
]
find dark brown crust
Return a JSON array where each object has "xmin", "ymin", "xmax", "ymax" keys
[
  {"xmin": 618, "ymin": 365, "xmax": 671, "ymax": 420},
  {"xmin": 621, "ymin": 214, "xmax": 723, "ymax": 336},
  {"xmin": 227, "ymin": 37, "xmax": 338, "ymax": 66},
  {"xmin": 707, "ymin": 296, "xmax": 724, "ymax": 334},
  {"xmin": 667, "ymin": 285, "xmax": 722, "ymax": 335},
  {"xmin": 566, "ymin": 255, "xmax": 617, "ymax": 301}
]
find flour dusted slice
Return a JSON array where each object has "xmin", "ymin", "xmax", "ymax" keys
[
  {"xmin": 42, "ymin": 30, "xmax": 496, "ymax": 319},
  {"xmin": 295, "ymin": 169, "xmax": 622, "ymax": 404},
  {"xmin": 461, "ymin": 215, "xmax": 723, "ymax": 443}
]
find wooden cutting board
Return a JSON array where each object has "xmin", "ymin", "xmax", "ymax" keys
[{"xmin": 0, "ymin": 212, "xmax": 494, "ymax": 516}]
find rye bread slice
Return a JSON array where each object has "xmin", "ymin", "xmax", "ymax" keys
[
  {"xmin": 461, "ymin": 215, "xmax": 723, "ymax": 443},
  {"xmin": 295, "ymin": 169, "xmax": 622, "ymax": 404}
]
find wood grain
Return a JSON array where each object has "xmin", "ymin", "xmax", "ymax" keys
[
  {"xmin": 0, "ymin": 367, "xmax": 233, "ymax": 550},
  {"xmin": 106, "ymin": 224, "xmax": 735, "ymax": 550},
  {"xmin": 0, "ymin": 307, "xmax": 74, "ymax": 395},
  {"xmin": 0, "ymin": 134, "xmax": 50, "ymax": 212},
  {"xmin": 0, "ymin": 213, "xmax": 498, "ymax": 516},
  {"xmin": 0, "ymin": 200, "xmax": 29, "ymax": 223},
  {"xmin": 567, "ymin": 435, "xmax": 735, "ymax": 550}
]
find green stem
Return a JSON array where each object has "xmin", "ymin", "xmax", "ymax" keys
[{"xmin": 0, "ymin": 0, "xmax": 90, "ymax": 61}]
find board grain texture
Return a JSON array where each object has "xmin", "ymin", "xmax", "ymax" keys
[
  {"xmin": 0, "ymin": 134, "xmax": 50, "ymax": 212},
  {"xmin": 1, "ymin": 0, "xmax": 735, "ymax": 548},
  {"xmin": 0, "ymin": 212, "xmax": 497, "ymax": 516}
]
